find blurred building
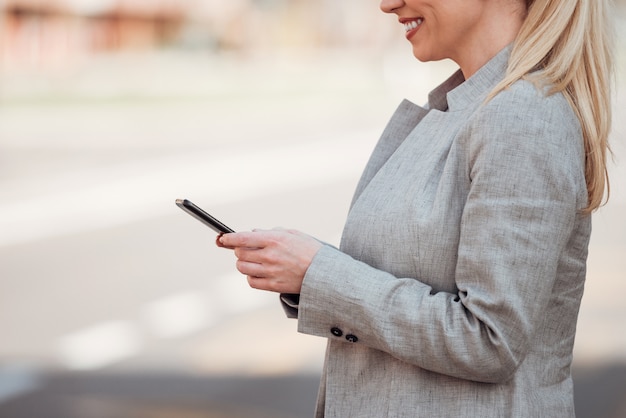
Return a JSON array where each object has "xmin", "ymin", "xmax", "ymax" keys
[
  {"xmin": 0, "ymin": 0, "xmax": 187, "ymax": 72},
  {"xmin": 5, "ymin": 0, "xmax": 620, "ymax": 75},
  {"xmin": 0, "ymin": 0, "xmax": 390, "ymax": 73}
]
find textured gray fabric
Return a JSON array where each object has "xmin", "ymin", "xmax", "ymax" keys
[{"xmin": 289, "ymin": 46, "xmax": 590, "ymax": 417}]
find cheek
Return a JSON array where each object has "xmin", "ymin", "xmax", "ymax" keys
[{"xmin": 428, "ymin": 15, "xmax": 471, "ymax": 50}]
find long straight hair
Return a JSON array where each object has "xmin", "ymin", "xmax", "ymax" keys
[{"xmin": 489, "ymin": 0, "xmax": 614, "ymax": 213}]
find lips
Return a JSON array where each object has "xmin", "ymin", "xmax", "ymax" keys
[{"xmin": 401, "ymin": 18, "xmax": 424, "ymax": 40}]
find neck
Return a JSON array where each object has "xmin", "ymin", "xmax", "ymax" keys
[{"xmin": 456, "ymin": 7, "xmax": 525, "ymax": 79}]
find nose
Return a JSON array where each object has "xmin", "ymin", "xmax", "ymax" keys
[{"xmin": 380, "ymin": 0, "xmax": 404, "ymax": 14}]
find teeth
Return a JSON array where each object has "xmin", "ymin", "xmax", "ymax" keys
[{"xmin": 404, "ymin": 19, "xmax": 423, "ymax": 32}]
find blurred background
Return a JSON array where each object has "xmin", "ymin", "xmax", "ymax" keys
[{"xmin": 0, "ymin": 1, "xmax": 624, "ymax": 417}]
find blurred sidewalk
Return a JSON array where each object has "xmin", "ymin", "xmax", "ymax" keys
[
  {"xmin": 0, "ymin": 34, "xmax": 625, "ymax": 418},
  {"xmin": 0, "ymin": 365, "xmax": 625, "ymax": 418}
]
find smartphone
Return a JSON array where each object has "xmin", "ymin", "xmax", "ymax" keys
[{"xmin": 175, "ymin": 199, "xmax": 235, "ymax": 234}]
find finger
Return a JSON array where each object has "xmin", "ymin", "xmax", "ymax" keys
[
  {"xmin": 220, "ymin": 231, "xmax": 272, "ymax": 249},
  {"xmin": 234, "ymin": 244, "xmax": 280, "ymax": 265},
  {"xmin": 285, "ymin": 229, "xmax": 308, "ymax": 237},
  {"xmin": 236, "ymin": 259, "xmax": 266, "ymax": 278},
  {"xmin": 215, "ymin": 233, "xmax": 230, "ymax": 248},
  {"xmin": 247, "ymin": 275, "xmax": 264, "ymax": 289},
  {"xmin": 247, "ymin": 275, "xmax": 276, "ymax": 292}
]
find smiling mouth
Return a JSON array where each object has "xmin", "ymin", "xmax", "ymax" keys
[{"xmin": 403, "ymin": 18, "xmax": 424, "ymax": 33}]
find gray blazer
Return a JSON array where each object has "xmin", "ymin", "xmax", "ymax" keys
[{"xmin": 284, "ymin": 46, "xmax": 590, "ymax": 417}]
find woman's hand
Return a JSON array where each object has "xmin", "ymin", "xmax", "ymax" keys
[{"xmin": 217, "ymin": 228, "xmax": 323, "ymax": 294}]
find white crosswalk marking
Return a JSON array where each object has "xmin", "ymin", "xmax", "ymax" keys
[{"xmin": 57, "ymin": 321, "xmax": 142, "ymax": 370}]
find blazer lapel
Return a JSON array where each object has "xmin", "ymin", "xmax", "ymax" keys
[{"xmin": 350, "ymin": 99, "xmax": 429, "ymax": 207}]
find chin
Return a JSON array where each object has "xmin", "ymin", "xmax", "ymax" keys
[
  {"xmin": 411, "ymin": 50, "xmax": 431, "ymax": 63},
  {"xmin": 411, "ymin": 47, "xmax": 445, "ymax": 64}
]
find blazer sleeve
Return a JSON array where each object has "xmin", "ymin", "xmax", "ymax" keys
[{"xmin": 295, "ymin": 83, "xmax": 588, "ymax": 383}]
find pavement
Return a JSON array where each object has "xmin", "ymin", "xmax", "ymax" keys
[{"xmin": 0, "ymin": 39, "xmax": 625, "ymax": 417}]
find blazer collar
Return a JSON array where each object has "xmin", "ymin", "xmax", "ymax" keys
[
  {"xmin": 349, "ymin": 46, "xmax": 513, "ymax": 207},
  {"xmin": 427, "ymin": 45, "xmax": 512, "ymax": 112}
]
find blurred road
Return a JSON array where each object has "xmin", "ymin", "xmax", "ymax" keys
[{"xmin": 0, "ymin": 43, "xmax": 625, "ymax": 417}]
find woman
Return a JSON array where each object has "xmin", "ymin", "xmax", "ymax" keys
[{"xmin": 218, "ymin": 0, "xmax": 614, "ymax": 416}]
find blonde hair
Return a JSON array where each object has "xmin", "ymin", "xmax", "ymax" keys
[{"xmin": 490, "ymin": 0, "xmax": 614, "ymax": 213}]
